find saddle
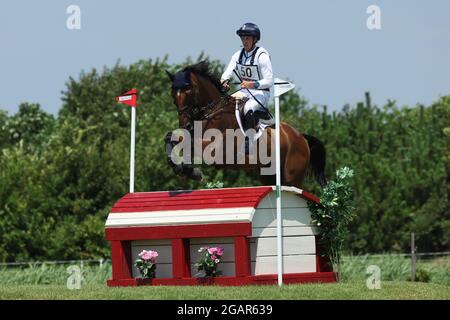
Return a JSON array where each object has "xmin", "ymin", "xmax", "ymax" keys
[{"xmin": 232, "ymin": 94, "xmax": 275, "ymax": 131}]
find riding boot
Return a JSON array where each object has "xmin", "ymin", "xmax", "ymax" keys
[{"xmin": 243, "ymin": 110, "xmax": 256, "ymax": 155}]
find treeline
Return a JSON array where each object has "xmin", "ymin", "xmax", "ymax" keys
[{"xmin": 0, "ymin": 55, "xmax": 448, "ymax": 262}]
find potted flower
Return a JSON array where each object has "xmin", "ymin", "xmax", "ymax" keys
[
  {"xmin": 134, "ymin": 250, "xmax": 158, "ymax": 279},
  {"xmin": 195, "ymin": 246, "xmax": 224, "ymax": 277}
]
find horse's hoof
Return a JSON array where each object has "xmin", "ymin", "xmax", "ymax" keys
[{"xmin": 191, "ymin": 168, "xmax": 203, "ymax": 181}]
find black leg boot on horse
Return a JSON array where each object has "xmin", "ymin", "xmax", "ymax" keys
[{"xmin": 243, "ymin": 110, "xmax": 257, "ymax": 155}]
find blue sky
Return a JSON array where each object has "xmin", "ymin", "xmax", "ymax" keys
[{"xmin": 1, "ymin": 0, "xmax": 449, "ymax": 115}]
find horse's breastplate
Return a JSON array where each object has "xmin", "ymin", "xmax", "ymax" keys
[{"xmin": 236, "ymin": 47, "xmax": 262, "ymax": 81}]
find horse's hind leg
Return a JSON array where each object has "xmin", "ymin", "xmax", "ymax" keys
[
  {"xmin": 258, "ymin": 157, "xmax": 305, "ymax": 188},
  {"xmin": 283, "ymin": 153, "xmax": 308, "ymax": 188},
  {"xmin": 281, "ymin": 128, "xmax": 310, "ymax": 188}
]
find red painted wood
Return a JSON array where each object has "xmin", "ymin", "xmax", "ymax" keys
[
  {"xmin": 111, "ymin": 202, "xmax": 256, "ymax": 213},
  {"xmin": 124, "ymin": 186, "xmax": 272, "ymax": 199},
  {"xmin": 109, "ymin": 186, "xmax": 320, "ymax": 213},
  {"xmin": 119, "ymin": 190, "xmax": 272, "ymax": 203},
  {"xmin": 234, "ymin": 236, "xmax": 250, "ymax": 277},
  {"xmin": 251, "ymin": 272, "xmax": 336, "ymax": 285},
  {"xmin": 106, "ymin": 186, "xmax": 326, "ymax": 287},
  {"xmin": 106, "ymin": 272, "xmax": 337, "ymax": 287},
  {"xmin": 172, "ymin": 239, "xmax": 191, "ymax": 278},
  {"xmin": 110, "ymin": 187, "xmax": 273, "ymax": 213},
  {"xmin": 107, "ymin": 279, "xmax": 138, "ymax": 287},
  {"xmin": 110, "ymin": 241, "xmax": 132, "ymax": 280},
  {"xmin": 112, "ymin": 196, "xmax": 263, "ymax": 209},
  {"xmin": 106, "ymin": 223, "xmax": 252, "ymax": 241}
]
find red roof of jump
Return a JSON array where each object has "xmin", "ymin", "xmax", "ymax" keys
[
  {"xmin": 110, "ymin": 186, "xmax": 319, "ymax": 213},
  {"xmin": 110, "ymin": 186, "xmax": 273, "ymax": 213}
]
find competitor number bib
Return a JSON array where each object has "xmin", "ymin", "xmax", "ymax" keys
[{"xmin": 236, "ymin": 63, "xmax": 261, "ymax": 81}]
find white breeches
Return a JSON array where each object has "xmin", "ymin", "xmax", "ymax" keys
[{"xmin": 241, "ymin": 89, "xmax": 271, "ymax": 115}]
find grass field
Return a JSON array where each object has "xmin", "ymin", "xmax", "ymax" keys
[
  {"xmin": 0, "ymin": 255, "xmax": 448, "ymax": 300},
  {"xmin": 1, "ymin": 281, "xmax": 449, "ymax": 300}
]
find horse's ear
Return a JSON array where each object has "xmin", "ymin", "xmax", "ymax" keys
[{"xmin": 165, "ymin": 70, "xmax": 175, "ymax": 81}]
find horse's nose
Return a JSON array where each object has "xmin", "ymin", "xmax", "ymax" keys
[{"xmin": 184, "ymin": 122, "xmax": 192, "ymax": 131}]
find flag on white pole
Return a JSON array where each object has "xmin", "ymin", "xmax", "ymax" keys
[
  {"xmin": 115, "ymin": 88, "xmax": 137, "ymax": 107},
  {"xmin": 116, "ymin": 88, "xmax": 138, "ymax": 193}
]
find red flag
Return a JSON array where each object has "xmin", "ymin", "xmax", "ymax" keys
[{"xmin": 116, "ymin": 88, "xmax": 137, "ymax": 107}]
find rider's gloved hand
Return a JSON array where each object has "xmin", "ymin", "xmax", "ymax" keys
[
  {"xmin": 241, "ymin": 80, "xmax": 256, "ymax": 89},
  {"xmin": 221, "ymin": 79, "xmax": 231, "ymax": 91}
]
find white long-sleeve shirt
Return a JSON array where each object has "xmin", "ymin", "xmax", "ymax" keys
[{"xmin": 221, "ymin": 46, "xmax": 274, "ymax": 90}]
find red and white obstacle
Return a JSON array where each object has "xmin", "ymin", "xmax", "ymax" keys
[
  {"xmin": 105, "ymin": 186, "xmax": 335, "ymax": 286},
  {"xmin": 109, "ymin": 82, "xmax": 335, "ymax": 286}
]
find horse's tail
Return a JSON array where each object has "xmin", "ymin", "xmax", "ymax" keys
[{"xmin": 303, "ymin": 134, "xmax": 327, "ymax": 187}]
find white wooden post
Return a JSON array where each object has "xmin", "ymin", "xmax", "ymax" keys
[
  {"xmin": 273, "ymin": 78, "xmax": 295, "ymax": 286},
  {"xmin": 130, "ymin": 106, "xmax": 136, "ymax": 193}
]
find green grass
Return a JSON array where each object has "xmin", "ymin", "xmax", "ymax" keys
[
  {"xmin": 0, "ymin": 281, "xmax": 448, "ymax": 300},
  {"xmin": 0, "ymin": 255, "xmax": 448, "ymax": 300},
  {"xmin": 340, "ymin": 255, "xmax": 450, "ymax": 286},
  {"xmin": 0, "ymin": 263, "xmax": 110, "ymax": 285}
]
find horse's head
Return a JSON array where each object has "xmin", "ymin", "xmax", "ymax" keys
[
  {"xmin": 166, "ymin": 69, "xmax": 197, "ymax": 131},
  {"xmin": 166, "ymin": 61, "xmax": 224, "ymax": 131}
]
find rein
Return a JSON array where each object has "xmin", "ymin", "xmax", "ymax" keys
[
  {"xmin": 176, "ymin": 73, "xmax": 244, "ymax": 129},
  {"xmin": 192, "ymin": 90, "xmax": 239, "ymax": 121}
]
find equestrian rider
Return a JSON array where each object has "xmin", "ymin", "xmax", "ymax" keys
[{"xmin": 221, "ymin": 22, "xmax": 274, "ymax": 153}]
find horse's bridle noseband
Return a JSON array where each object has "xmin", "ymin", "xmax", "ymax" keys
[
  {"xmin": 177, "ymin": 104, "xmax": 194, "ymax": 131},
  {"xmin": 173, "ymin": 75, "xmax": 233, "ymax": 131}
]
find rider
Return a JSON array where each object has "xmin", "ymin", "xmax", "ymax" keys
[{"xmin": 221, "ymin": 22, "xmax": 274, "ymax": 154}]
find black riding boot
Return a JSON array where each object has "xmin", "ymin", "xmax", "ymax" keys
[{"xmin": 243, "ymin": 110, "xmax": 256, "ymax": 155}]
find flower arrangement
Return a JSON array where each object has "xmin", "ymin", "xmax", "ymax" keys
[
  {"xmin": 134, "ymin": 250, "xmax": 158, "ymax": 279},
  {"xmin": 195, "ymin": 246, "xmax": 224, "ymax": 277}
]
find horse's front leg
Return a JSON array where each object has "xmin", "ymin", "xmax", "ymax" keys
[
  {"xmin": 164, "ymin": 130, "xmax": 203, "ymax": 181},
  {"xmin": 164, "ymin": 131, "xmax": 183, "ymax": 175}
]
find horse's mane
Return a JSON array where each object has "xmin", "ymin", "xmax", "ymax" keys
[{"xmin": 182, "ymin": 61, "xmax": 226, "ymax": 96}]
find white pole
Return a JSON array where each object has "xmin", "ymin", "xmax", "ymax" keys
[
  {"xmin": 130, "ymin": 106, "xmax": 136, "ymax": 193},
  {"xmin": 274, "ymin": 95, "xmax": 283, "ymax": 287},
  {"xmin": 273, "ymin": 79, "xmax": 295, "ymax": 287}
]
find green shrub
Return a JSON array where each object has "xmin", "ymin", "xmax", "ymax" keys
[{"xmin": 308, "ymin": 167, "xmax": 356, "ymax": 280}]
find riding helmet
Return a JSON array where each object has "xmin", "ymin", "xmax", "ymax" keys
[{"xmin": 236, "ymin": 22, "xmax": 261, "ymax": 41}]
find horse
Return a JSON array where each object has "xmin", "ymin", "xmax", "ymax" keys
[{"xmin": 164, "ymin": 61, "xmax": 327, "ymax": 189}]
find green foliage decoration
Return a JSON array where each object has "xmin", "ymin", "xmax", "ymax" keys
[{"xmin": 308, "ymin": 167, "xmax": 356, "ymax": 279}]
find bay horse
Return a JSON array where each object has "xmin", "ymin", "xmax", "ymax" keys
[{"xmin": 164, "ymin": 61, "xmax": 327, "ymax": 189}]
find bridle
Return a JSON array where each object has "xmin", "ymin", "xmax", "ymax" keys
[{"xmin": 173, "ymin": 74, "xmax": 242, "ymax": 131}]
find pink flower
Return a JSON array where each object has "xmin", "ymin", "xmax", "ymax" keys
[
  {"xmin": 207, "ymin": 247, "xmax": 224, "ymax": 256},
  {"xmin": 211, "ymin": 255, "xmax": 217, "ymax": 261},
  {"xmin": 139, "ymin": 250, "xmax": 158, "ymax": 262}
]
